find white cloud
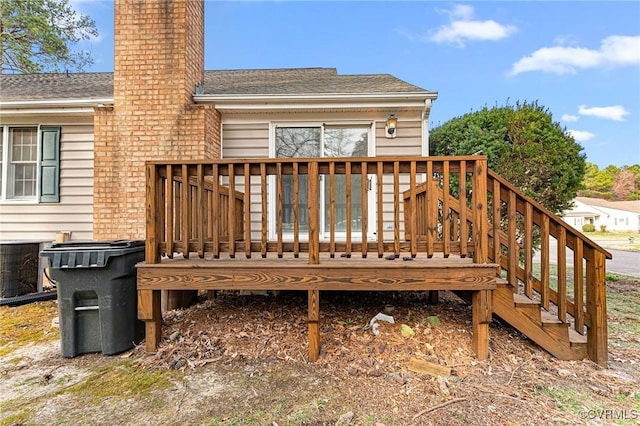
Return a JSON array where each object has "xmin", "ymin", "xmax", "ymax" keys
[
  {"xmin": 427, "ymin": 5, "xmax": 517, "ymax": 47},
  {"xmin": 567, "ymin": 130, "xmax": 596, "ymax": 142},
  {"xmin": 578, "ymin": 105, "xmax": 630, "ymax": 122},
  {"xmin": 561, "ymin": 114, "xmax": 580, "ymax": 122},
  {"xmin": 509, "ymin": 35, "xmax": 640, "ymax": 76}
]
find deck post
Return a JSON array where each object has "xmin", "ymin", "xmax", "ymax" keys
[
  {"xmin": 472, "ymin": 289, "xmax": 492, "ymax": 360},
  {"xmin": 586, "ymin": 251, "xmax": 608, "ymax": 367},
  {"xmin": 472, "ymin": 158, "xmax": 488, "ymax": 264},
  {"xmin": 141, "ymin": 164, "xmax": 162, "ymax": 349},
  {"xmin": 307, "ymin": 161, "xmax": 321, "ymax": 361},
  {"xmin": 145, "ymin": 164, "xmax": 162, "ymax": 264},
  {"xmin": 138, "ymin": 289, "xmax": 161, "ymax": 351},
  {"xmin": 308, "ymin": 289, "xmax": 320, "ymax": 362}
]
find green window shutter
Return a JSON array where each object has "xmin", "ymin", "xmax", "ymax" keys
[{"xmin": 39, "ymin": 127, "xmax": 61, "ymax": 203}]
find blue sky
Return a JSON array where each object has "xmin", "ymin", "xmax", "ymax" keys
[{"xmin": 74, "ymin": 1, "xmax": 640, "ymax": 169}]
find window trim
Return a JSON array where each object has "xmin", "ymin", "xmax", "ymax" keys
[
  {"xmin": 0, "ymin": 125, "xmax": 61, "ymax": 204},
  {"xmin": 268, "ymin": 121, "xmax": 376, "ymax": 241}
]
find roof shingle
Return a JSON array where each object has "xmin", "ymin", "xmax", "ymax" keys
[{"xmin": 0, "ymin": 68, "xmax": 432, "ymax": 102}]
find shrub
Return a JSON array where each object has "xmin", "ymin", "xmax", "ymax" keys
[{"xmin": 582, "ymin": 224, "xmax": 596, "ymax": 233}]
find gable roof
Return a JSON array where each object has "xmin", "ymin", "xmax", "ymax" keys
[
  {"xmin": 575, "ymin": 197, "xmax": 640, "ymax": 214},
  {"xmin": 0, "ymin": 68, "xmax": 434, "ymax": 105},
  {"xmin": 203, "ymin": 68, "xmax": 431, "ymax": 95}
]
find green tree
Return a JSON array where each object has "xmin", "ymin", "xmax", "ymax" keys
[
  {"xmin": 430, "ymin": 101, "xmax": 586, "ymax": 214},
  {"xmin": 580, "ymin": 163, "xmax": 616, "ymax": 199},
  {"xmin": 0, "ymin": 0, "xmax": 98, "ymax": 74}
]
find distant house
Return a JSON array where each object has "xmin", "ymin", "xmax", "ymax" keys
[{"xmin": 563, "ymin": 197, "xmax": 640, "ymax": 233}]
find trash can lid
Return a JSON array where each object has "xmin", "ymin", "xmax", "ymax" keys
[
  {"xmin": 47, "ymin": 239, "xmax": 145, "ymax": 250},
  {"xmin": 40, "ymin": 240, "xmax": 145, "ymax": 269}
]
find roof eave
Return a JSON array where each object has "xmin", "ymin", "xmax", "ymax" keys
[
  {"xmin": 0, "ymin": 98, "xmax": 114, "ymax": 109},
  {"xmin": 194, "ymin": 92, "xmax": 438, "ymax": 112}
]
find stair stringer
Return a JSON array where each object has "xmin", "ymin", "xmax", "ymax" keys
[{"xmin": 492, "ymin": 283, "xmax": 588, "ymax": 361}]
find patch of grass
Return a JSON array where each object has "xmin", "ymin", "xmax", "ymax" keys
[
  {"xmin": 536, "ymin": 385, "xmax": 590, "ymax": 414},
  {"xmin": 0, "ymin": 410, "xmax": 31, "ymax": 426},
  {"xmin": 607, "ymin": 280, "xmax": 640, "ymax": 350},
  {"xmin": 286, "ymin": 398, "xmax": 328, "ymax": 424},
  {"xmin": 4, "ymin": 355, "xmax": 25, "ymax": 365},
  {"xmin": 425, "ymin": 316, "xmax": 440, "ymax": 326},
  {"xmin": 207, "ymin": 410, "xmax": 270, "ymax": 425},
  {"xmin": 207, "ymin": 404, "xmax": 315, "ymax": 426},
  {"xmin": 588, "ymin": 232, "xmax": 640, "ymax": 251},
  {"xmin": 0, "ymin": 301, "xmax": 59, "ymax": 357},
  {"xmin": 61, "ymin": 360, "xmax": 180, "ymax": 404}
]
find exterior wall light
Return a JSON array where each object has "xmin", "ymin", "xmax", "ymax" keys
[{"xmin": 385, "ymin": 114, "xmax": 397, "ymax": 138}]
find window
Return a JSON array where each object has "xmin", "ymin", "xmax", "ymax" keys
[
  {"xmin": 273, "ymin": 123, "xmax": 374, "ymax": 239},
  {"xmin": 0, "ymin": 126, "xmax": 60, "ymax": 203}
]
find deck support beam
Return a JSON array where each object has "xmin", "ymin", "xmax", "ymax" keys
[
  {"xmin": 472, "ymin": 289, "xmax": 492, "ymax": 360},
  {"xmin": 308, "ymin": 290, "xmax": 320, "ymax": 362},
  {"xmin": 138, "ymin": 289, "xmax": 162, "ymax": 351}
]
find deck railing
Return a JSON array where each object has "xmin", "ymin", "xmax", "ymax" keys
[
  {"xmin": 145, "ymin": 156, "xmax": 489, "ymax": 265},
  {"xmin": 485, "ymin": 171, "xmax": 610, "ymax": 365},
  {"xmin": 144, "ymin": 155, "xmax": 609, "ymax": 365}
]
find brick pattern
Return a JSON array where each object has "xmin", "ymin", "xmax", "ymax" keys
[{"xmin": 93, "ymin": 0, "xmax": 221, "ymax": 240}]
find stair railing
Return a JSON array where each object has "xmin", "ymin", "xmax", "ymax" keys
[{"xmin": 487, "ymin": 170, "xmax": 611, "ymax": 366}]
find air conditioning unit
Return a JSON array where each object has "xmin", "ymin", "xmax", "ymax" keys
[{"xmin": 0, "ymin": 241, "xmax": 41, "ymax": 298}]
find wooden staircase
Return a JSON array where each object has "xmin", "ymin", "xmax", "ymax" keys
[
  {"xmin": 485, "ymin": 171, "xmax": 610, "ymax": 366},
  {"xmin": 492, "ymin": 279, "xmax": 588, "ymax": 361},
  {"xmin": 411, "ymin": 163, "xmax": 611, "ymax": 366}
]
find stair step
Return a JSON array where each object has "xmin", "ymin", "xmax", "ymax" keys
[
  {"xmin": 568, "ymin": 328, "xmax": 587, "ymax": 345},
  {"xmin": 513, "ymin": 293, "xmax": 539, "ymax": 308},
  {"xmin": 540, "ymin": 310, "xmax": 569, "ymax": 328},
  {"xmin": 568, "ymin": 328, "xmax": 588, "ymax": 360}
]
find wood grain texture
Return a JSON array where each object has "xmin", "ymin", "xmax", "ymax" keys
[
  {"xmin": 138, "ymin": 290, "xmax": 161, "ymax": 351},
  {"xmin": 472, "ymin": 289, "xmax": 492, "ymax": 359},
  {"xmin": 586, "ymin": 251, "xmax": 608, "ymax": 367},
  {"xmin": 308, "ymin": 290, "xmax": 320, "ymax": 362},
  {"xmin": 137, "ymin": 257, "xmax": 498, "ymax": 292}
]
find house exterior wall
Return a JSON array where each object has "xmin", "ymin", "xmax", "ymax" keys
[
  {"xmin": 0, "ymin": 116, "xmax": 94, "ymax": 240},
  {"xmin": 592, "ymin": 206, "xmax": 640, "ymax": 232},
  {"xmin": 221, "ymin": 110, "xmax": 426, "ymax": 241},
  {"xmin": 92, "ymin": 0, "xmax": 221, "ymax": 240},
  {"xmin": 563, "ymin": 198, "xmax": 640, "ymax": 233},
  {"xmin": 221, "ymin": 111, "xmax": 425, "ymax": 160}
]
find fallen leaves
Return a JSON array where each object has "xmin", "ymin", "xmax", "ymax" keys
[{"xmin": 127, "ymin": 289, "xmax": 639, "ymax": 425}]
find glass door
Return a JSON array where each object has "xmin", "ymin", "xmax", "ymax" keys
[
  {"xmin": 274, "ymin": 125, "xmax": 374, "ymax": 240},
  {"xmin": 322, "ymin": 127, "xmax": 369, "ymax": 238}
]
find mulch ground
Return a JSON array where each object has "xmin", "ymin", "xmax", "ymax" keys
[{"xmin": 130, "ymin": 287, "xmax": 639, "ymax": 425}]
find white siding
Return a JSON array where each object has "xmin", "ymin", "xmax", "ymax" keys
[
  {"xmin": 220, "ymin": 111, "xmax": 426, "ymax": 242},
  {"xmin": 376, "ymin": 119, "xmax": 424, "ymax": 157},
  {"xmin": 222, "ymin": 122, "xmax": 269, "ymax": 159},
  {"xmin": 0, "ymin": 118, "xmax": 94, "ymax": 241}
]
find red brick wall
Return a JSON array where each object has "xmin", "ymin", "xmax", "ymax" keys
[{"xmin": 93, "ymin": 0, "xmax": 220, "ymax": 240}]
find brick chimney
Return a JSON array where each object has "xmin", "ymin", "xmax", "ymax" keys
[{"xmin": 93, "ymin": 0, "xmax": 220, "ymax": 240}]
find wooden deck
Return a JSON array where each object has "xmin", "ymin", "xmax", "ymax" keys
[
  {"xmin": 137, "ymin": 254, "xmax": 498, "ymax": 291},
  {"xmin": 137, "ymin": 254, "xmax": 498, "ymax": 361},
  {"xmin": 139, "ymin": 156, "xmax": 611, "ymax": 366}
]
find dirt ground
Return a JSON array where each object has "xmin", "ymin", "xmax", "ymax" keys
[{"xmin": 1, "ymin": 279, "xmax": 639, "ymax": 426}]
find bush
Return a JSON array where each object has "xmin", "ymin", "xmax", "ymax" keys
[
  {"xmin": 582, "ymin": 224, "xmax": 596, "ymax": 232},
  {"xmin": 599, "ymin": 225, "xmax": 607, "ymax": 232}
]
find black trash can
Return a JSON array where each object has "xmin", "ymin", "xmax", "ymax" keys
[{"xmin": 40, "ymin": 240, "xmax": 145, "ymax": 357}]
